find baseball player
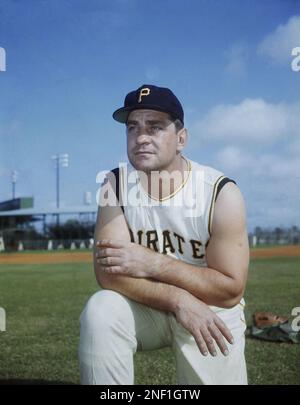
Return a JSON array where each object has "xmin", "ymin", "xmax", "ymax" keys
[{"xmin": 79, "ymin": 84, "xmax": 249, "ymax": 385}]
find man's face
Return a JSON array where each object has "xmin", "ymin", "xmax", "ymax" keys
[{"xmin": 126, "ymin": 109, "xmax": 182, "ymax": 172}]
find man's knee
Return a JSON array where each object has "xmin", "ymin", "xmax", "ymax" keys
[{"xmin": 80, "ymin": 289, "xmax": 133, "ymax": 333}]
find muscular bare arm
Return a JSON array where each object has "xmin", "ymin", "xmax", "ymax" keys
[{"xmin": 144, "ymin": 183, "xmax": 249, "ymax": 307}]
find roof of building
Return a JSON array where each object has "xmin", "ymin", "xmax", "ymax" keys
[{"xmin": 0, "ymin": 205, "xmax": 98, "ymax": 217}]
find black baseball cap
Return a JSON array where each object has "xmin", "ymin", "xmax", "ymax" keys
[{"xmin": 112, "ymin": 84, "xmax": 184, "ymax": 125}]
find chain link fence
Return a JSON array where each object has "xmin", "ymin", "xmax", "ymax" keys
[{"xmin": 1, "ymin": 238, "xmax": 94, "ymax": 252}]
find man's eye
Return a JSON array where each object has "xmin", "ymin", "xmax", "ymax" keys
[{"xmin": 151, "ymin": 126, "xmax": 163, "ymax": 131}]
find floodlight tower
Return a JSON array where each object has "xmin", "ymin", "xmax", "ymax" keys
[
  {"xmin": 11, "ymin": 170, "xmax": 18, "ymax": 199},
  {"xmin": 51, "ymin": 154, "xmax": 69, "ymax": 226}
]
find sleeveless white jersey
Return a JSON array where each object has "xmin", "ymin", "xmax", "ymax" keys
[
  {"xmin": 117, "ymin": 156, "xmax": 245, "ymax": 312},
  {"xmin": 120, "ymin": 157, "xmax": 224, "ymax": 266}
]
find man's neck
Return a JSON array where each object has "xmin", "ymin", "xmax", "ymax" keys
[{"xmin": 141, "ymin": 155, "xmax": 189, "ymax": 200}]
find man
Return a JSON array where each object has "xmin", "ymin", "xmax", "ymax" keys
[{"xmin": 79, "ymin": 84, "xmax": 249, "ymax": 385}]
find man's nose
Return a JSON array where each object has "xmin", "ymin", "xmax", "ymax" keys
[{"xmin": 136, "ymin": 131, "xmax": 151, "ymax": 145}]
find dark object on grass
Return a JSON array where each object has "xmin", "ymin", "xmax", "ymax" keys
[
  {"xmin": 251, "ymin": 311, "xmax": 300, "ymax": 344},
  {"xmin": 253, "ymin": 311, "xmax": 288, "ymax": 329}
]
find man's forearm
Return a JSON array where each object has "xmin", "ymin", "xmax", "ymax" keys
[
  {"xmin": 152, "ymin": 254, "xmax": 243, "ymax": 308},
  {"xmin": 95, "ymin": 265, "xmax": 186, "ymax": 314},
  {"xmin": 95, "ymin": 239, "xmax": 244, "ymax": 308}
]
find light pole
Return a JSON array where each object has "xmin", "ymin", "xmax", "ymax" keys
[
  {"xmin": 51, "ymin": 153, "xmax": 69, "ymax": 226},
  {"xmin": 11, "ymin": 170, "xmax": 18, "ymax": 199}
]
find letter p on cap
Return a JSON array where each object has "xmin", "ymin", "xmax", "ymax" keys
[{"xmin": 138, "ymin": 87, "xmax": 150, "ymax": 103}]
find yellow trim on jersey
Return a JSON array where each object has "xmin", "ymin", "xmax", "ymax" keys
[
  {"xmin": 208, "ymin": 175, "xmax": 226, "ymax": 236},
  {"xmin": 240, "ymin": 316, "xmax": 246, "ymax": 325},
  {"xmin": 143, "ymin": 156, "xmax": 192, "ymax": 202}
]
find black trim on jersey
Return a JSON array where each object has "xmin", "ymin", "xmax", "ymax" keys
[
  {"xmin": 111, "ymin": 167, "xmax": 124, "ymax": 212},
  {"xmin": 215, "ymin": 177, "xmax": 236, "ymax": 202},
  {"xmin": 110, "ymin": 169, "xmax": 235, "ymax": 214}
]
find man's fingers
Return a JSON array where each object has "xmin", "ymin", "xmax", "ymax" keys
[
  {"xmin": 101, "ymin": 266, "xmax": 123, "ymax": 274},
  {"xmin": 96, "ymin": 239, "xmax": 126, "ymax": 249},
  {"xmin": 214, "ymin": 318, "xmax": 235, "ymax": 345},
  {"xmin": 97, "ymin": 257, "xmax": 122, "ymax": 266},
  {"xmin": 193, "ymin": 331, "xmax": 209, "ymax": 357},
  {"xmin": 200, "ymin": 328, "xmax": 218, "ymax": 356},
  {"xmin": 208, "ymin": 324, "xmax": 229, "ymax": 356},
  {"xmin": 96, "ymin": 247, "xmax": 121, "ymax": 258}
]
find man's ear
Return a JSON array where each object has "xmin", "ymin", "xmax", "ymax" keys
[{"xmin": 176, "ymin": 128, "xmax": 188, "ymax": 152}]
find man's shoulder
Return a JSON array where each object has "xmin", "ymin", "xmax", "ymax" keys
[
  {"xmin": 106, "ymin": 163, "xmax": 133, "ymax": 183},
  {"xmin": 109, "ymin": 162, "xmax": 136, "ymax": 177}
]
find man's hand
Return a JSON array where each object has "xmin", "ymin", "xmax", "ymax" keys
[
  {"xmin": 96, "ymin": 239, "xmax": 161, "ymax": 278},
  {"xmin": 174, "ymin": 291, "xmax": 235, "ymax": 357}
]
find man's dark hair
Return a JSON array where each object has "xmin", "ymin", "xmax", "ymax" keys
[
  {"xmin": 125, "ymin": 113, "xmax": 184, "ymax": 133},
  {"xmin": 169, "ymin": 115, "xmax": 184, "ymax": 133}
]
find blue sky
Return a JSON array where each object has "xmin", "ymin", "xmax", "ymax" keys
[{"xmin": 0, "ymin": 0, "xmax": 300, "ymax": 231}]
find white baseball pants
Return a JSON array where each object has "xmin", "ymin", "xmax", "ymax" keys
[{"xmin": 78, "ymin": 290, "xmax": 247, "ymax": 385}]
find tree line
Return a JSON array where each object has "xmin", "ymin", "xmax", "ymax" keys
[{"xmin": 249, "ymin": 226, "xmax": 299, "ymax": 246}]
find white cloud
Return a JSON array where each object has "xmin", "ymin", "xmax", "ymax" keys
[
  {"xmin": 193, "ymin": 98, "xmax": 300, "ymax": 143},
  {"xmin": 191, "ymin": 98, "xmax": 300, "ymax": 229},
  {"xmin": 257, "ymin": 15, "xmax": 300, "ymax": 64},
  {"xmin": 214, "ymin": 146, "xmax": 300, "ymax": 230},
  {"xmin": 224, "ymin": 43, "xmax": 248, "ymax": 77},
  {"xmin": 216, "ymin": 146, "xmax": 300, "ymax": 179},
  {"xmin": 248, "ymin": 201, "xmax": 299, "ymax": 229},
  {"xmin": 254, "ymin": 154, "xmax": 300, "ymax": 179},
  {"xmin": 215, "ymin": 146, "xmax": 251, "ymax": 171}
]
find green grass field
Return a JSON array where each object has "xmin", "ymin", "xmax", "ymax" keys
[{"xmin": 0, "ymin": 256, "xmax": 299, "ymax": 385}]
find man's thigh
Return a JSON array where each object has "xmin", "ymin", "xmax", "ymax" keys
[
  {"xmin": 170, "ymin": 304, "xmax": 247, "ymax": 385},
  {"xmin": 81, "ymin": 289, "xmax": 173, "ymax": 351},
  {"xmin": 132, "ymin": 300, "xmax": 173, "ymax": 351}
]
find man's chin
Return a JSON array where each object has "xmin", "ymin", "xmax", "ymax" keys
[
  {"xmin": 129, "ymin": 157, "xmax": 158, "ymax": 172},
  {"xmin": 133, "ymin": 163, "xmax": 155, "ymax": 173}
]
